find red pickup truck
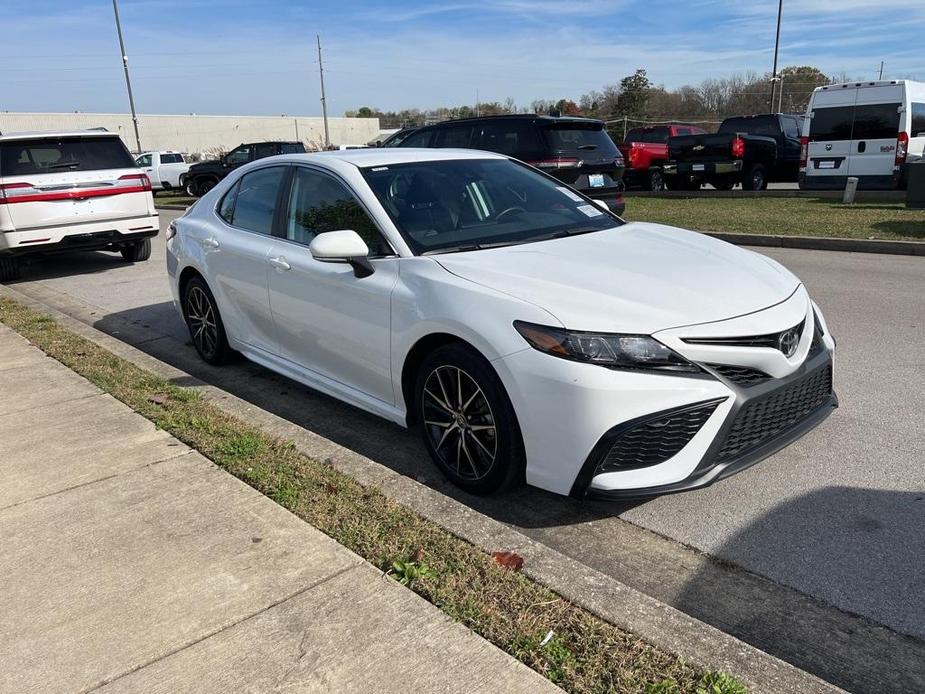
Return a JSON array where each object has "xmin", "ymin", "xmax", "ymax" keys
[{"xmin": 619, "ymin": 124, "xmax": 707, "ymax": 190}]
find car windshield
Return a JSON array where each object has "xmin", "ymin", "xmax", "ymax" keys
[{"xmin": 361, "ymin": 159, "xmax": 622, "ymax": 255}]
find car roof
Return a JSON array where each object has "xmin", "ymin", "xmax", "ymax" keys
[
  {"xmin": 282, "ymin": 147, "xmax": 508, "ymax": 169},
  {"xmin": 0, "ymin": 129, "xmax": 118, "ymax": 142},
  {"xmin": 419, "ymin": 114, "xmax": 605, "ymax": 128}
]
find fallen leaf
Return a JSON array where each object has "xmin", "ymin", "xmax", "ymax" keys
[
  {"xmin": 148, "ymin": 394, "xmax": 169, "ymax": 406},
  {"xmin": 412, "ymin": 547, "xmax": 425, "ymax": 562},
  {"xmin": 491, "ymin": 551, "xmax": 524, "ymax": 572},
  {"xmin": 324, "ymin": 483, "xmax": 337, "ymax": 494}
]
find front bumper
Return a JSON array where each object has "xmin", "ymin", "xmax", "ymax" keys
[
  {"xmin": 494, "ymin": 290, "xmax": 837, "ymax": 498},
  {"xmin": 578, "ymin": 351, "xmax": 836, "ymax": 499}
]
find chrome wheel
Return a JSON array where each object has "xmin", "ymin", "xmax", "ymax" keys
[
  {"xmin": 422, "ymin": 365, "xmax": 498, "ymax": 480},
  {"xmin": 186, "ymin": 285, "xmax": 218, "ymax": 357}
]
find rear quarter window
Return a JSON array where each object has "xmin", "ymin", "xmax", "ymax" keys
[
  {"xmin": 477, "ymin": 121, "xmax": 544, "ymax": 158},
  {"xmin": 912, "ymin": 103, "xmax": 925, "ymax": 138},
  {"xmin": 160, "ymin": 153, "xmax": 184, "ymax": 164},
  {"xmin": 0, "ymin": 136, "xmax": 135, "ymax": 176}
]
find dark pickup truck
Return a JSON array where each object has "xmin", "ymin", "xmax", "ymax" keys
[
  {"xmin": 663, "ymin": 114, "xmax": 804, "ymax": 190},
  {"xmin": 182, "ymin": 140, "xmax": 306, "ymax": 197}
]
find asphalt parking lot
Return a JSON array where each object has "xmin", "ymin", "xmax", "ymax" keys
[{"xmin": 9, "ymin": 209, "xmax": 925, "ymax": 693}]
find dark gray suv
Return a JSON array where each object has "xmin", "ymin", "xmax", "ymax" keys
[{"xmin": 398, "ymin": 115, "xmax": 625, "ymax": 215}]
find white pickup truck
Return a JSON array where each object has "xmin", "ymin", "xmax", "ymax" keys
[{"xmin": 134, "ymin": 151, "xmax": 190, "ymax": 192}]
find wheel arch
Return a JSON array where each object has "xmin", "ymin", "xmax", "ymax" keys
[{"xmin": 400, "ymin": 332, "xmax": 486, "ymax": 428}]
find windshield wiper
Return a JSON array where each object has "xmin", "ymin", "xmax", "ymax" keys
[
  {"xmin": 577, "ymin": 144, "xmax": 597, "ymax": 150},
  {"xmin": 422, "ymin": 239, "xmax": 525, "ymax": 255},
  {"xmin": 547, "ymin": 225, "xmax": 605, "ymax": 238},
  {"xmin": 48, "ymin": 161, "xmax": 81, "ymax": 169}
]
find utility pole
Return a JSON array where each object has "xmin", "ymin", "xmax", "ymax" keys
[
  {"xmin": 112, "ymin": 0, "xmax": 141, "ymax": 153},
  {"xmin": 879, "ymin": 61, "xmax": 884, "ymax": 79},
  {"xmin": 768, "ymin": 0, "xmax": 783, "ymax": 113},
  {"xmin": 316, "ymin": 35, "xmax": 330, "ymax": 149}
]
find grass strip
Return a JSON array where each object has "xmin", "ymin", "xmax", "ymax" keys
[
  {"xmin": 153, "ymin": 191, "xmax": 196, "ymax": 207},
  {"xmin": 626, "ymin": 197, "xmax": 925, "ymax": 241},
  {"xmin": 0, "ymin": 296, "xmax": 747, "ymax": 694}
]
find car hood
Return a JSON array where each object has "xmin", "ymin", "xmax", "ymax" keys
[{"xmin": 434, "ymin": 222, "xmax": 800, "ymax": 334}]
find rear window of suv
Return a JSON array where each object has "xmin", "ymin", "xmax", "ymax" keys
[
  {"xmin": 0, "ymin": 136, "xmax": 135, "ymax": 176},
  {"xmin": 543, "ymin": 124, "xmax": 619, "ymax": 156}
]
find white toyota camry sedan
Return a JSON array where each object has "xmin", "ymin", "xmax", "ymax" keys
[{"xmin": 166, "ymin": 149, "xmax": 837, "ymax": 499}]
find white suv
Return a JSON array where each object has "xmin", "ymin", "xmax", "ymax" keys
[{"xmin": 0, "ymin": 129, "xmax": 159, "ymax": 281}]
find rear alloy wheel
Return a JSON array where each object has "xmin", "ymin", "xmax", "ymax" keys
[
  {"xmin": 648, "ymin": 168, "xmax": 665, "ymax": 192},
  {"xmin": 120, "ymin": 238, "xmax": 152, "ymax": 263},
  {"xmin": 183, "ymin": 276, "xmax": 231, "ymax": 365},
  {"xmin": 0, "ymin": 256, "xmax": 21, "ymax": 283},
  {"xmin": 744, "ymin": 164, "xmax": 768, "ymax": 191},
  {"xmin": 415, "ymin": 344, "xmax": 524, "ymax": 495}
]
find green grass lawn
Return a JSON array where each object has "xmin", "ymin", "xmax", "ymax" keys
[
  {"xmin": 625, "ymin": 197, "xmax": 925, "ymax": 241},
  {"xmin": 153, "ymin": 191, "xmax": 196, "ymax": 207}
]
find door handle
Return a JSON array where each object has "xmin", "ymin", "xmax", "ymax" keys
[
  {"xmin": 268, "ymin": 256, "xmax": 291, "ymax": 271},
  {"xmin": 200, "ymin": 237, "xmax": 220, "ymax": 249},
  {"xmin": 858, "ymin": 141, "xmax": 866, "ymax": 153}
]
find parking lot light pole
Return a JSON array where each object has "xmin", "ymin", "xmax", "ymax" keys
[
  {"xmin": 768, "ymin": 0, "xmax": 783, "ymax": 113},
  {"xmin": 317, "ymin": 35, "xmax": 330, "ymax": 149},
  {"xmin": 112, "ymin": 0, "xmax": 142, "ymax": 154}
]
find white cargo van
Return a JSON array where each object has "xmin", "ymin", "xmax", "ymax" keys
[
  {"xmin": 0, "ymin": 130, "xmax": 159, "ymax": 281},
  {"xmin": 800, "ymin": 80, "xmax": 925, "ymax": 190}
]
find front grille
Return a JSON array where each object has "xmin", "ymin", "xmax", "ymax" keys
[
  {"xmin": 598, "ymin": 400, "xmax": 722, "ymax": 473},
  {"xmin": 708, "ymin": 364, "xmax": 771, "ymax": 387},
  {"xmin": 715, "ymin": 365, "xmax": 833, "ymax": 461},
  {"xmin": 684, "ymin": 319, "xmax": 805, "ymax": 351}
]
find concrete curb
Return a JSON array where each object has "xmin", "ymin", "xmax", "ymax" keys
[
  {"xmin": 702, "ymin": 231, "xmax": 925, "ymax": 256},
  {"xmin": 0, "ymin": 283, "xmax": 844, "ymax": 694},
  {"xmin": 624, "ymin": 189, "xmax": 906, "ymax": 201}
]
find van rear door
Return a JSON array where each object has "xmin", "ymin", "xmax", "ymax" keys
[
  {"xmin": 848, "ymin": 84, "xmax": 903, "ymax": 181},
  {"xmin": 806, "ymin": 88, "xmax": 855, "ymax": 184},
  {"xmin": 0, "ymin": 135, "xmax": 152, "ymax": 231}
]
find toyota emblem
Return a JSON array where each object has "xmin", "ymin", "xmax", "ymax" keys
[{"xmin": 778, "ymin": 329, "xmax": 800, "ymax": 357}]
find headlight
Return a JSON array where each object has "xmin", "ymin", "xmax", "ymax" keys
[{"xmin": 513, "ymin": 321, "xmax": 699, "ymax": 373}]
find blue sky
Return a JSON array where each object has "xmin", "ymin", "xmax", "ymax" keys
[{"xmin": 2, "ymin": 0, "xmax": 923, "ymax": 117}]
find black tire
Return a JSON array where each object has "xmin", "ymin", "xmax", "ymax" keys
[
  {"xmin": 647, "ymin": 168, "xmax": 665, "ymax": 192},
  {"xmin": 182, "ymin": 276, "xmax": 232, "ymax": 365},
  {"xmin": 197, "ymin": 178, "xmax": 217, "ymax": 197},
  {"xmin": 0, "ymin": 256, "xmax": 21, "ymax": 283},
  {"xmin": 743, "ymin": 164, "xmax": 768, "ymax": 191},
  {"xmin": 184, "ymin": 179, "xmax": 199, "ymax": 197},
  {"xmin": 415, "ymin": 343, "xmax": 524, "ymax": 495},
  {"xmin": 120, "ymin": 238, "xmax": 152, "ymax": 263}
]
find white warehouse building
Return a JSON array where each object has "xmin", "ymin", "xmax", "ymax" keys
[{"xmin": 0, "ymin": 112, "xmax": 381, "ymax": 155}]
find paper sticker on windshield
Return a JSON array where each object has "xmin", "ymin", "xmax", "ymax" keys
[
  {"xmin": 557, "ymin": 186, "xmax": 583, "ymax": 202},
  {"xmin": 577, "ymin": 204, "xmax": 603, "ymax": 217}
]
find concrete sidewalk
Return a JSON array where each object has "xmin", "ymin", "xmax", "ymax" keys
[{"xmin": 0, "ymin": 324, "xmax": 559, "ymax": 694}]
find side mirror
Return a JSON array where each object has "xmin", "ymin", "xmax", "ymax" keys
[
  {"xmin": 309, "ymin": 230, "xmax": 374, "ymax": 278},
  {"xmin": 592, "ymin": 199, "xmax": 611, "ymax": 213}
]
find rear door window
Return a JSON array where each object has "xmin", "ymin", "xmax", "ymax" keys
[
  {"xmin": 254, "ymin": 143, "xmax": 276, "ymax": 159},
  {"xmin": 400, "ymin": 129, "xmax": 434, "ymax": 148},
  {"xmin": 781, "ymin": 116, "xmax": 801, "ymax": 139},
  {"xmin": 225, "ymin": 166, "xmax": 286, "ymax": 234},
  {"xmin": 280, "ymin": 143, "xmax": 305, "ymax": 154},
  {"xmin": 852, "ymin": 103, "xmax": 901, "ymax": 140},
  {"xmin": 477, "ymin": 121, "xmax": 544, "ymax": 158},
  {"xmin": 0, "ymin": 136, "xmax": 135, "ymax": 176},
  {"xmin": 433, "ymin": 125, "xmax": 476, "ymax": 148},
  {"xmin": 808, "ymin": 107, "xmax": 854, "ymax": 142}
]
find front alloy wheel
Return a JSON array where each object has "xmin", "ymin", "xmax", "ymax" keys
[{"xmin": 415, "ymin": 344, "xmax": 524, "ymax": 494}]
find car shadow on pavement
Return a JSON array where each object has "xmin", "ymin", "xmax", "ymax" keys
[
  {"xmin": 674, "ymin": 486, "xmax": 925, "ymax": 694},
  {"xmin": 92, "ymin": 302, "xmax": 642, "ymax": 531},
  {"xmin": 11, "ymin": 250, "xmax": 130, "ymax": 281}
]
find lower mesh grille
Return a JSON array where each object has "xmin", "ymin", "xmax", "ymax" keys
[
  {"xmin": 715, "ymin": 365, "xmax": 833, "ymax": 461},
  {"xmin": 708, "ymin": 364, "xmax": 771, "ymax": 387},
  {"xmin": 598, "ymin": 400, "xmax": 722, "ymax": 473}
]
